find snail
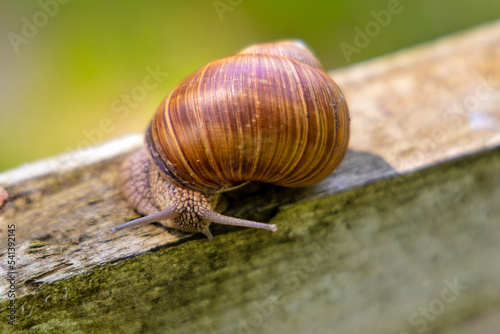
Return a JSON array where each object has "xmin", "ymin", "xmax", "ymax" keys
[{"xmin": 111, "ymin": 40, "xmax": 350, "ymax": 241}]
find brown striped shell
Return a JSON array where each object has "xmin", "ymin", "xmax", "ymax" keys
[{"xmin": 146, "ymin": 40, "xmax": 350, "ymax": 193}]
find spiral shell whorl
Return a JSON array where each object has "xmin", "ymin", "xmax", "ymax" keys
[
  {"xmin": 237, "ymin": 39, "xmax": 325, "ymax": 70},
  {"xmin": 146, "ymin": 41, "xmax": 350, "ymax": 193}
]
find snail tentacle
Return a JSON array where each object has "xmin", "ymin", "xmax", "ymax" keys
[
  {"xmin": 199, "ymin": 210, "xmax": 278, "ymax": 232},
  {"xmin": 111, "ymin": 207, "xmax": 179, "ymax": 232},
  {"xmin": 202, "ymin": 227, "xmax": 214, "ymax": 242}
]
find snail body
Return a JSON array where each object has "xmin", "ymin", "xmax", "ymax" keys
[{"xmin": 112, "ymin": 40, "xmax": 350, "ymax": 241}]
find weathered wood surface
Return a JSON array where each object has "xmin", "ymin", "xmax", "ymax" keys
[{"xmin": 0, "ymin": 20, "xmax": 499, "ymax": 333}]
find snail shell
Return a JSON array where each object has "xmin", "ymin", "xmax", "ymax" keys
[{"xmin": 113, "ymin": 40, "xmax": 350, "ymax": 241}]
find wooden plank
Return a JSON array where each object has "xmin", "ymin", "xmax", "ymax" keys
[
  {"xmin": 333, "ymin": 21, "xmax": 500, "ymax": 174},
  {"xmin": 0, "ymin": 20, "xmax": 499, "ymax": 333}
]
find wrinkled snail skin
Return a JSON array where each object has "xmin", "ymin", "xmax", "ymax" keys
[{"xmin": 112, "ymin": 40, "xmax": 350, "ymax": 241}]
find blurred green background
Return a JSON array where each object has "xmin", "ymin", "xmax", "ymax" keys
[{"xmin": 0, "ymin": 0, "xmax": 499, "ymax": 172}]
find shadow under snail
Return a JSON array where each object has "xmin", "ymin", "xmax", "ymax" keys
[{"xmin": 111, "ymin": 40, "xmax": 350, "ymax": 241}]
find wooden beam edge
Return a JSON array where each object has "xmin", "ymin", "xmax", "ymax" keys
[{"xmin": 0, "ymin": 20, "xmax": 499, "ymax": 301}]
